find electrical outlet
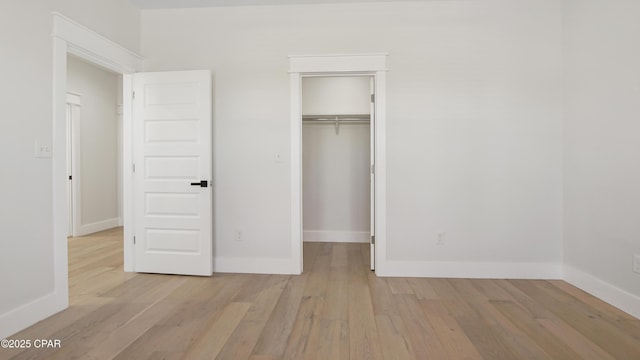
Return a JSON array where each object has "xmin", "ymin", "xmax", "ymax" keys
[
  {"xmin": 436, "ymin": 232, "xmax": 446, "ymax": 246},
  {"xmin": 633, "ymin": 254, "xmax": 640, "ymax": 274},
  {"xmin": 35, "ymin": 140, "xmax": 52, "ymax": 158},
  {"xmin": 235, "ymin": 230, "xmax": 243, "ymax": 242}
]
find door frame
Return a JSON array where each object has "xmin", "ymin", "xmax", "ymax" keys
[
  {"xmin": 52, "ymin": 12, "xmax": 143, "ymax": 313},
  {"xmin": 289, "ymin": 54, "xmax": 388, "ymax": 275},
  {"xmin": 66, "ymin": 92, "xmax": 81, "ymax": 237}
]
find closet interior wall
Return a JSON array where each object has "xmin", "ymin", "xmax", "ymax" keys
[{"xmin": 302, "ymin": 76, "xmax": 371, "ymax": 243}]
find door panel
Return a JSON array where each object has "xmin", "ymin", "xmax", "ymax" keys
[{"xmin": 133, "ymin": 70, "xmax": 212, "ymax": 276}]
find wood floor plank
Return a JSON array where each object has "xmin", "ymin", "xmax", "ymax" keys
[
  {"xmin": 431, "ymin": 279, "xmax": 521, "ymax": 360},
  {"xmin": 330, "ymin": 243, "xmax": 349, "ymax": 268},
  {"xmin": 471, "ymin": 301, "xmax": 552, "ymax": 360},
  {"xmin": 251, "ymin": 272, "xmax": 308, "ymax": 358},
  {"xmin": 6, "ymin": 232, "xmax": 640, "ymax": 360},
  {"xmin": 113, "ymin": 275, "xmax": 247, "ymax": 359},
  {"xmin": 394, "ymin": 294, "xmax": 448, "ymax": 359},
  {"xmin": 549, "ymin": 280, "xmax": 637, "ymax": 321},
  {"xmin": 182, "ymin": 302, "xmax": 252, "ymax": 359},
  {"xmin": 281, "ymin": 295, "xmax": 325, "ymax": 359},
  {"xmin": 509, "ymin": 280, "xmax": 640, "ymax": 359},
  {"xmin": 374, "ymin": 315, "xmax": 412, "ymax": 360},
  {"xmin": 420, "ymin": 299, "xmax": 484, "ymax": 360},
  {"xmin": 491, "ymin": 300, "xmax": 584, "ymax": 360},
  {"xmin": 215, "ymin": 276, "xmax": 289, "ymax": 360},
  {"xmin": 303, "ymin": 319, "xmax": 349, "ymax": 360},
  {"xmin": 535, "ymin": 280, "xmax": 640, "ymax": 337},
  {"xmin": 302, "ymin": 253, "xmax": 331, "ymax": 297},
  {"xmin": 348, "ymin": 271, "xmax": 384, "ymax": 360},
  {"xmin": 537, "ymin": 317, "xmax": 616, "ymax": 360},
  {"xmin": 82, "ymin": 277, "xmax": 188, "ymax": 360},
  {"xmin": 368, "ymin": 274, "xmax": 398, "ymax": 316},
  {"xmin": 387, "ymin": 278, "xmax": 414, "ymax": 295},
  {"xmin": 324, "ymin": 257, "xmax": 349, "ymax": 321},
  {"xmin": 450, "ymin": 279, "xmax": 552, "ymax": 360},
  {"xmin": 406, "ymin": 278, "xmax": 439, "ymax": 300}
]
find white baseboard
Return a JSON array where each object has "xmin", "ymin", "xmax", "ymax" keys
[
  {"xmin": 376, "ymin": 259, "xmax": 563, "ymax": 279},
  {"xmin": 303, "ymin": 230, "xmax": 369, "ymax": 243},
  {"xmin": 563, "ymin": 265, "xmax": 640, "ymax": 319},
  {"xmin": 0, "ymin": 291, "xmax": 67, "ymax": 339},
  {"xmin": 213, "ymin": 257, "xmax": 300, "ymax": 275},
  {"xmin": 76, "ymin": 217, "xmax": 120, "ymax": 237}
]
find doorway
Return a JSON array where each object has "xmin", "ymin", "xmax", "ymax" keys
[
  {"xmin": 66, "ymin": 55, "xmax": 122, "ymax": 238},
  {"xmin": 301, "ymin": 75, "xmax": 374, "ymax": 270},
  {"xmin": 289, "ymin": 54, "xmax": 388, "ymax": 275},
  {"xmin": 54, "ymin": 15, "xmax": 212, "ymax": 284},
  {"xmin": 50, "ymin": 12, "xmax": 142, "ymax": 317}
]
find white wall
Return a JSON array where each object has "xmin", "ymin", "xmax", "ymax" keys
[
  {"xmin": 302, "ymin": 76, "xmax": 371, "ymax": 115},
  {"xmin": 67, "ymin": 55, "xmax": 120, "ymax": 234},
  {"xmin": 141, "ymin": 0, "xmax": 564, "ymax": 275},
  {"xmin": 0, "ymin": 0, "xmax": 139, "ymax": 338},
  {"xmin": 563, "ymin": 0, "xmax": 640, "ymax": 317},
  {"xmin": 302, "ymin": 77, "xmax": 371, "ymax": 242},
  {"xmin": 52, "ymin": 0, "xmax": 141, "ymax": 52}
]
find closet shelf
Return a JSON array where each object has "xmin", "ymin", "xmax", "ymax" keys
[{"xmin": 302, "ymin": 114, "xmax": 370, "ymax": 135}]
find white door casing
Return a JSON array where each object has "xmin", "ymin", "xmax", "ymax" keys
[
  {"xmin": 66, "ymin": 92, "xmax": 81, "ymax": 237},
  {"xmin": 66, "ymin": 103, "xmax": 73, "ymax": 236},
  {"xmin": 289, "ymin": 54, "xmax": 388, "ymax": 275},
  {"xmin": 132, "ymin": 70, "xmax": 213, "ymax": 276},
  {"xmin": 369, "ymin": 77, "xmax": 375, "ymax": 270}
]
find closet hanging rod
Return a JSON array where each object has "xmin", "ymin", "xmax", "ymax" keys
[
  {"xmin": 302, "ymin": 114, "xmax": 370, "ymax": 122},
  {"xmin": 302, "ymin": 114, "xmax": 370, "ymax": 135}
]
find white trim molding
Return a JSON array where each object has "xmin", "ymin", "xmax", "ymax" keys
[
  {"xmin": 52, "ymin": 12, "xmax": 143, "ymax": 74},
  {"xmin": 214, "ymin": 257, "xmax": 299, "ymax": 275},
  {"xmin": 66, "ymin": 92, "xmax": 82, "ymax": 106},
  {"xmin": 76, "ymin": 218, "xmax": 121, "ymax": 237},
  {"xmin": 289, "ymin": 53, "xmax": 388, "ymax": 276},
  {"xmin": 122, "ymin": 75, "xmax": 135, "ymax": 272},
  {"xmin": 289, "ymin": 53, "xmax": 388, "ymax": 73},
  {"xmin": 66, "ymin": 93, "xmax": 81, "ymax": 237},
  {"xmin": 378, "ymin": 260, "xmax": 563, "ymax": 279},
  {"xmin": 0, "ymin": 293, "xmax": 61, "ymax": 339},
  {"xmin": 303, "ymin": 230, "xmax": 370, "ymax": 243},
  {"xmin": 564, "ymin": 266, "xmax": 640, "ymax": 319}
]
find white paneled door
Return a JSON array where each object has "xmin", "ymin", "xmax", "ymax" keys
[{"xmin": 132, "ymin": 70, "xmax": 212, "ymax": 276}]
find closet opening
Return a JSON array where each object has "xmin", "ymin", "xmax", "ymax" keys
[{"xmin": 301, "ymin": 75, "xmax": 375, "ymax": 271}]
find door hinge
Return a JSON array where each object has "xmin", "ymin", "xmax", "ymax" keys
[
  {"xmin": 371, "ymin": 235, "xmax": 375, "ymax": 245},
  {"xmin": 371, "ymin": 94, "xmax": 375, "ymax": 103},
  {"xmin": 132, "ymin": 91, "xmax": 136, "ymax": 100},
  {"xmin": 132, "ymin": 163, "xmax": 136, "ymax": 172},
  {"xmin": 68, "ymin": 175, "xmax": 72, "ymax": 180},
  {"xmin": 371, "ymin": 164, "xmax": 375, "ymax": 174},
  {"xmin": 133, "ymin": 236, "xmax": 136, "ymax": 245}
]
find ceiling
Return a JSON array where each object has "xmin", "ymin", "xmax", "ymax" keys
[{"xmin": 129, "ymin": 0, "xmax": 427, "ymax": 9}]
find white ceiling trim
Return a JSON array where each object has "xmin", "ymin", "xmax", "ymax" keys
[{"xmin": 130, "ymin": 0, "xmax": 428, "ymax": 10}]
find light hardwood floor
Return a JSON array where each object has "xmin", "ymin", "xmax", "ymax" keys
[{"xmin": 3, "ymin": 227, "xmax": 640, "ymax": 359}]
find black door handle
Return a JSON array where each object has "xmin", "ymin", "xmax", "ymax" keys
[{"xmin": 190, "ymin": 180, "xmax": 208, "ymax": 187}]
